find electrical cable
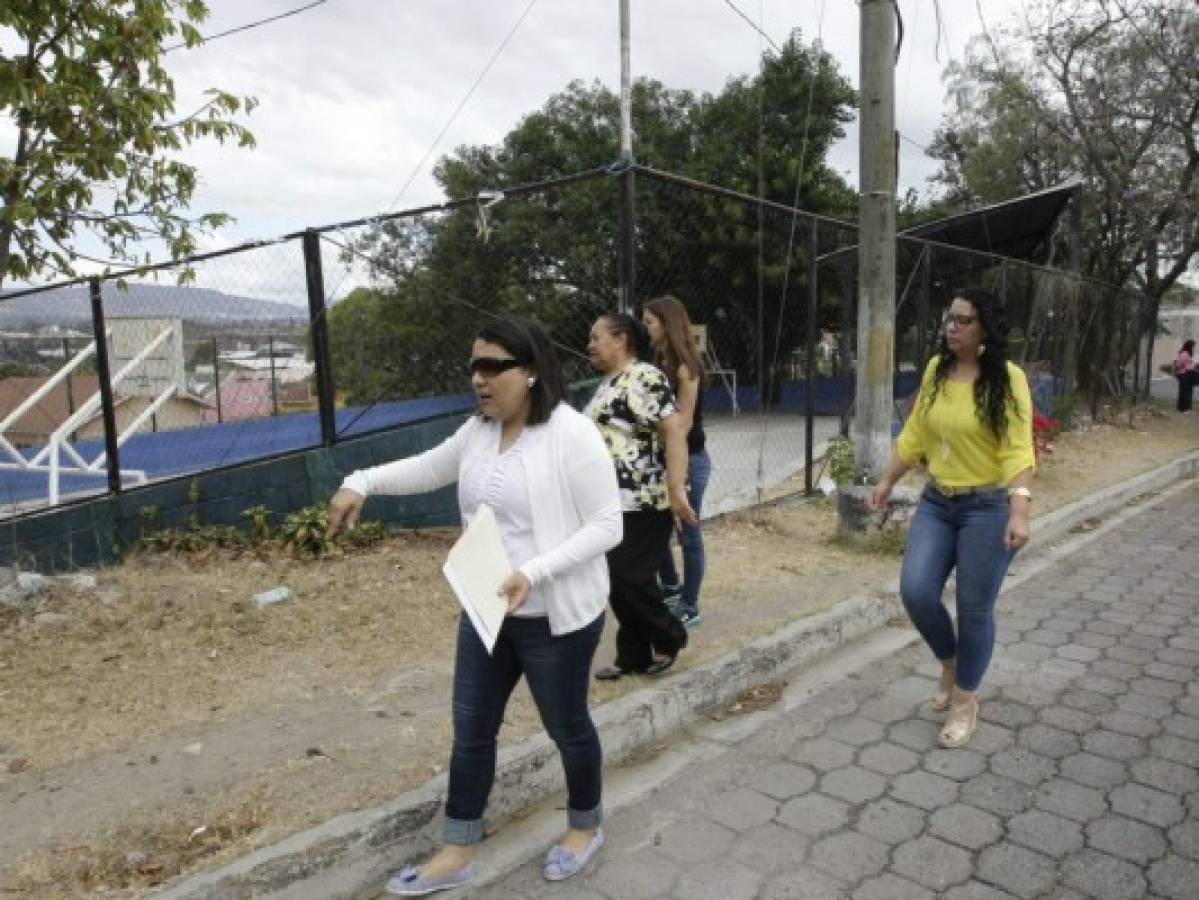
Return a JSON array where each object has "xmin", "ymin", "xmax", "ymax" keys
[{"xmin": 163, "ymin": 1, "xmax": 329, "ymax": 52}]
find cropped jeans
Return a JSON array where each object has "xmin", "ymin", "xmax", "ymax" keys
[
  {"xmin": 444, "ymin": 612, "xmax": 604, "ymax": 844},
  {"xmin": 899, "ymin": 486, "xmax": 1017, "ymax": 692}
]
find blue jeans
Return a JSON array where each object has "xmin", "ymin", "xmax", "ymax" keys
[
  {"xmin": 445, "ymin": 612, "xmax": 604, "ymax": 844},
  {"xmin": 659, "ymin": 449, "xmax": 711, "ymax": 616},
  {"xmin": 899, "ymin": 486, "xmax": 1017, "ymax": 692}
]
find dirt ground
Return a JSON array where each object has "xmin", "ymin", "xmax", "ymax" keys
[{"xmin": 1, "ymin": 402, "xmax": 1195, "ymax": 897}]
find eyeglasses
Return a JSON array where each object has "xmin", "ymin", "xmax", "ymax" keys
[
  {"xmin": 467, "ymin": 356, "xmax": 521, "ymax": 378},
  {"xmin": 944, "ymin": 313, "xmax": 979, "ymax": 328}
]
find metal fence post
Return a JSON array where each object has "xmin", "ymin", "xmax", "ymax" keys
[
  {"xmin": 805, "ymin": 221, "xmax": 819, "ymax": 495},
  {"xmin": 212, "ymin": 338, "xmax": 223, "ymax": 423},
  {"xmin": 837, "ymin": 257, "xmax": 854, "ymax": 438},
  {"xmin": 302, "ymin": 230, "xmax": 337, "ymax": 447},
  {"xmin": 917, "ymin": 243, "xmax": 931, "ymax": 366},
  {"xmin": 89, "ymin": 277, "xmax": 122, "ymax": 495},
  {"xmin": 268, "ymin": 336, "xmax": 279, "ymax": 416}
]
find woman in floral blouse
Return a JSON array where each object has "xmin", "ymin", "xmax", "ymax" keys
[{"xmin": 586, "ymin": 312, "xmax": 697, "ymax": 679}]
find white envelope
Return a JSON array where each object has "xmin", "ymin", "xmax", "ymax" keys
[{"xmin": 442, "ymin": 504, "xmax": 511, "ymax": 654}]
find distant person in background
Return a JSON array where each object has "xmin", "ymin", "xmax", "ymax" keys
[
  {"xmin": 643, "ymin": 295, "xmax": 710, "ymax": 629},
  {"xmin": 870, "ymin": 288, "xmax": 1035, "ymax": 750},
  {"xmin": 586, "ymin": 312, "xmax": 696, "ymax": 680},
  {"xmin": 1175, "ymin": 340, "xmax": 1196, "ymax": 413},
  {"xmin": 328, "ymin": 318, "xmax": 620, "ymax": 893}
]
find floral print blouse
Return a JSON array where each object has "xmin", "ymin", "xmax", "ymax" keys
[{"xmin": 585, "ymin": 361, "xmax": 678, "ymax": 512}]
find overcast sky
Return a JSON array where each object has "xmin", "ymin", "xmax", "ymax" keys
[
  {"xmin": 2, "ymin": 0, "xmax": 1027, "ymax": 295},
  {"xmin": 166, "ymin": 0, "xmax": 1023, "ymax": 241}
]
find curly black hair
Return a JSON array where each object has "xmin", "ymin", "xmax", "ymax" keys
[{"xmin": 922, "ymin": 287, "xmax": 1020, "ymax": 439}]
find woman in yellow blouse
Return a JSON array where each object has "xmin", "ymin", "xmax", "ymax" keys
[{"xmin": 870, "ymin": 288, "xmax": 1035, "ymax": 749}]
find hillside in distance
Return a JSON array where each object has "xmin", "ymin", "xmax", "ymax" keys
[{"xmin": 0, "ymin": 284, "xmax": 309, "ymax": 328}]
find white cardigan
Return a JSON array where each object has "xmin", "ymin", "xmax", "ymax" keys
[{"xmin": 341, "ymin": 403, "xmax": 622, "ymax": 636}]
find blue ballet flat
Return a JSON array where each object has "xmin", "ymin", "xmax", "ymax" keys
[
  {"xmin": 542, "ymin": 828, "xmax": 605, "ymax": 881},
  {"xmin": 385, "ymin": 861, "xmax": 476, "ymax": 896}
]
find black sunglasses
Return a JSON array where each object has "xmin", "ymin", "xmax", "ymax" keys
[{"xmin": 467, "ymin": 356, "xmax": 521, "ymax": 377}]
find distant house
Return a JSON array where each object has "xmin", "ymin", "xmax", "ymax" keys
[
  {"xmin": 221, "ymin": 355, "xmax": 314, "ymax": 383},
  {"xmin": 0, "ymin": 375, "xmax": 215, "ymax": 446}
]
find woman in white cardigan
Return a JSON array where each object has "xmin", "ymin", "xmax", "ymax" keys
[{"xmin": 328, "ymin": 318, "xmax": 621, "ymax": 895}]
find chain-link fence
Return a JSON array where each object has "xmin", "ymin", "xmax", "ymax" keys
[{"xmin": 0, "ymin": 165, "xmax": 1161, "ymax": 528}]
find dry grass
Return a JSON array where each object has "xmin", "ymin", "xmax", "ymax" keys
[
  {"xmin": 9, "ymin": 789, "xmax": 270, "ymax": 899},
  {"xmin": 1033, "ymin": 405, "xmax": 1196, "ymax": 512},
  {"xmin": 0, "ymin": 531, "xmax": 459, "ymax": 773}
]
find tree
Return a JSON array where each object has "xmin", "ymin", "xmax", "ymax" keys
[
  {"xmin": 333, "ymin": 34, "xmax": 858, "ymax": 406},
  {"xmin": 928, "ymin": 0, "xmax": 1198, "ymax": 391},
  {"xmin": 0, "ymin": 1, "xmax": 255, "ymax": 288}
]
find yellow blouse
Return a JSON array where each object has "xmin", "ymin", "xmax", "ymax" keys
[{"xmin": 895, "ymin": 358, "xmax": 1036, "ymax": 488}]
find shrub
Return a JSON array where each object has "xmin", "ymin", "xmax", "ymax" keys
[
  {"xmin": 240, "ymin": 505, "xmax": 273, "ymax": 544},
  {"xmin": 279, "ymin": 505, "xmax": 333, "ymax": 557},
  {"xmin": 824, "ymin": 436, "xmax": 856, "ymax": 488}
]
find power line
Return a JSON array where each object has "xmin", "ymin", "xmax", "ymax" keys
[
  {"xmin": 323, "ymin": 0, "xmax": 540, "ymax": 307},
  {"xmin": 383, "ymin": 0, "xmax": 540, "ymax": 214},
  {"xmin": 163, "ymin": 1, "xmax": 329, "ymax": 53},
  {"xmin": 721, "ymin": 0, "xmax": 783, "ymax": 54}
]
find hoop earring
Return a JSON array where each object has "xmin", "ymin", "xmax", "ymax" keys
[
  {"xmin": 526, "ymin": 377, "xmax": 536, "ymax": 388},
  {"xmin": 978, "ymin": 344, "xmax": 986, "ymax": 356}
]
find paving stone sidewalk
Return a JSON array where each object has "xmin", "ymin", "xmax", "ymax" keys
[{"xmin": 474, "ymin": 486, "xmax": 1199, "ymax": 900}]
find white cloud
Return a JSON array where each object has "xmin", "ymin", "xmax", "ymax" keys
[{"xmin": 5, "ymin": 0, "xmax": 1027, "ymax": 279}]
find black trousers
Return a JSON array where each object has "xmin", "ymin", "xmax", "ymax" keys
[
  {"xmin": 607, "ymin": 510, "xmax": 688, "ymax": 671},
  {"xmin": 1178, "ymin": 372, "xmax": 1195, "ymax": 411}
]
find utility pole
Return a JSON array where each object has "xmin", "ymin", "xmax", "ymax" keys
[
  {"xmin": 854, "ymin": 0, "xmax": 897, "ymax": 482},
  {"xmin": 618, "ymin": 0, "xmax": 636, "ymax": 315}
]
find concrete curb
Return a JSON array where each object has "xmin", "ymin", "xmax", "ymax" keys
[
  {"xmin": 156, "ymin": 449, "xmax": 1199, "ymax": 899},
  {"xmin": 1021, "ymin": 449, "xmax": 1199, "ymax": 552}
]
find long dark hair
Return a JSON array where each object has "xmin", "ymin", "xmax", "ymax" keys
[
  {"xmin": 923, "ymin": 288, "xmax": 1019, "ymax": 438},
  {"xmin": 599, "ymin": 312, "xmax": 651, "ymax": 361},
  {"xmin": 1181, "ymin": 340, "xmax": 1195, "ymax": 356},
  {"xmin": 645, "ymin": 295, "xmax": 705, "ymax": 389},
  {"xmin": 475, "ymin": 317, "xmax": 567, "ymax": 426}
]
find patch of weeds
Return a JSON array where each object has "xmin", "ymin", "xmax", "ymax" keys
[
  {"xmin": 11, "ymin": 790, "xmax": 270, "ymax": 894},
  {"xmin": 828, "ymin": 527, "xmax": 908, "ymax": 557},
  {"xmin": 279, "ymin": 505, "xmax": 332, "ymax": 556},
  {"xmin": 240, "ymin": 505, "xmax": 274, "ymax": 544},
  {"xmin": 824, "ymin": 436, "xmax": 857, "ymax": 488}
]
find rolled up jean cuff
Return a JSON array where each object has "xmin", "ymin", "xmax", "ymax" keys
[
  {"xmin": 567, "ymin": 802, "xmax": 603, "ymax": 831},
  {"xmin": 443, "ymin": 816, "xmax": 486, "ymax": 846}
]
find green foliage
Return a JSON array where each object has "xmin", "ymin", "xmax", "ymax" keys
[
  {"xmin": 240, "ymin": 505, "xmax": 273, "ymax": 544},
  {"xmin": 830, "ymin": 527, "xmax": 908, "ymax": 558},
  {"xmin": 137, "ymin": 523, "xmax": 247, "ymax": 553},
  {"xmin": 131, "ymin": 502, "xmax": 387, "ymax": 558},
  {"xmin": 332, "ymin": 35, "xmax": 858, "ymax": 405},
  {"xmin": 186, "ymin": 476, "xmax": 202, "ymax": 529},
  {"xmin": 340, "ymin": 520, "xmax": 388, "ymax": 549},
  {"xmin": 824, "ymin": 436, "xmax": 856, "ymax": 488},
  {"xmin": 0, "ymin": 360, "xmax": 48, "ymax": 379},
  {"xmin": 1051, "ymin": 392, "xmax": 1078, "ymax": 429},
  {"xmin": 0, "ymin": 1, "xmax": 256, "ymax": 286},
  {"xmin": 279, "ymin": 505, "xmax": 332, "ymax": 557},
  {"xmin": 928, "ymin": 1, "xmax": 1198, "ymax": 387},
  {"xmin": 137, "ymin": 504, "xmax": 160, "ymax": 540}
]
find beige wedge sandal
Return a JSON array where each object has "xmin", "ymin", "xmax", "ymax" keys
[{"xmin": 938, "ymin": 691, "xmax": 979, "ymax": 748}]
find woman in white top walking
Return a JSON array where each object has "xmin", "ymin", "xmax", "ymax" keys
[{"xmin": 328, "ymin": 318, "xmax": 621, "ymax": 895}]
